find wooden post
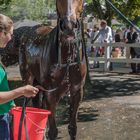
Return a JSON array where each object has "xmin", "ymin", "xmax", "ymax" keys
[{"xmin": 104, "ymin": 43, "xmax": 111, "ymax": 71}]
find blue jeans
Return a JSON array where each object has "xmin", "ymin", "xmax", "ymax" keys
[{"xmin": 0, "ymin": 113, "xmax": 11, "ymax": 140}]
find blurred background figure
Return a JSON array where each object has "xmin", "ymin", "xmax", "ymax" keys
[
  {"xmin": 91, "ymin": 20, "xmax": 113, "ymax": 69},
  {"xmin": 91, "ymin": 25, "xmax": 100, "ymax": 68},
  {"xmin": 92, "ymin": 20, "xmax": 113, "ymax": 56},
  {"xmin": 114, "ymin": 29, "xmax": 122, "ymax": 56},
  {"xmin": 126, "ymin": 26, "xmax": 139, "ymax": 74},
  {"xmin": 123, "ymin": 25, "xmax": 130, "ymax": 67},
  {"xmin": 85, "ymin": 28, "xmax": 93, "ymax": 56}
]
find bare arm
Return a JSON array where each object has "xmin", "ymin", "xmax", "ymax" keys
[
  {"xmin": 91, "ymin": 31, "xmax": 101, "ymax": 43},
  {"xmin": 0, "ymin": 85, "xmax": 39, "ymax": 104}
]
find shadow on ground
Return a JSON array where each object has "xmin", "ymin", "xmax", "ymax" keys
[{"xmin": 84, "ymin": 72, "xmax": 140, "ymax": 101}]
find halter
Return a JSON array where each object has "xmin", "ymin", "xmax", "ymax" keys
[
  {"xmin": 38, "ymin": 5, "xmax": 85, "ymax": 94},
  {"xmin": 57, "ymin": 17, "xmax": 83, "ymax": 67}
]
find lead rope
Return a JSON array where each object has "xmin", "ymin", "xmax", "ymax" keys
[
  {"xmin": 18, "ymin": 97, "xmax": 31, "ymax": 140},
  {"xmin": 66, "ymin": 43, "xmax": 71, "ymax": 95},
  {"xmin": 58, "ymin": 19, "xmax": 62, "ymax": 67}
]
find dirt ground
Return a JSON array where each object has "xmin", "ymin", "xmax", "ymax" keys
[{"xmin": 6, "ymin": 66, "xmax": 140, "ymax": 140}]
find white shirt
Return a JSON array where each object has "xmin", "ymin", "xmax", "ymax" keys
[{"xmin": 97, "ymin": 26, "xmax": 113, "ymax": 43}]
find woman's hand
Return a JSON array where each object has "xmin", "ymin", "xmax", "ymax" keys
[{"xmin": 20, "ymin": 85, "xmax": 39, "ymax": 97}]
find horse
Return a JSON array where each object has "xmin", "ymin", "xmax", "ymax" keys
[
  {"xmin": 19, "ymin": 0, "xmax": 87, "ymax": 139},
  {"xmin": 0, "ymin": 25, "xmax": 53, "ymax": 67}
]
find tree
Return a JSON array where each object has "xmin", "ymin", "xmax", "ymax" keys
[
  {"xmin": 0, "ymin": 0, "xmax": 11, "ymax": 11},
  {"xmin": 0, "ymin": 0, "xmax": 11, "ymax": 6},
  {"xmin": 85, "ymin": 0, "xmax": 140, "ymax": 26},
  {"xmin": 0, "ymin": 0, "xmax": 56, "ymax": 22}
]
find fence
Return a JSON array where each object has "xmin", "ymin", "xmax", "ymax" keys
[{"xmin": 87, "ymin": 42, "xmax": 140, "ymax": 72}]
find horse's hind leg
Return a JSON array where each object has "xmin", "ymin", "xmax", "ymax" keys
[{"xmin": 68, "ymin": 88, "xmax": 83, "ymax": 140}]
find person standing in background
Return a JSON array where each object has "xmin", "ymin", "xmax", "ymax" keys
[
  {"xmin": 123, "ymin": 25, "xmax": 130, "ymax": 67},
  {"xmin": 91, "ymin": 25, "xmax": 100, "ymax": 68},
  {"xmin": 85, "ymin": 28, "xmax": 93, "ymax": 56},
  {"xmin": 126, "ymin": 26, "xmax": 138, "ymax": 74},
  {"xmin": 91, "ymin": 20, "xmax": 113, "ymax": 70},
  {"xmin": 92, "ymin": 20, "xmax": 113, "ymax": 56}
]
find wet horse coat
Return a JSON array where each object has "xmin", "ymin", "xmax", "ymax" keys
[
  {"xmin": 19, "ymin": 0, "xmax": 86, "ymax": 139},
  {"xmin": 0, "ymin": 25, "xmax": 53, "ymax": 67}
]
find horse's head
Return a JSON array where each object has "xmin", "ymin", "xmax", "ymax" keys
[{"xmin": 56, "ymin": 0, "xmax": 83, "ymax": 41}]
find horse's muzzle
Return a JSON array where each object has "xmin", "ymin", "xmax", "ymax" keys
[{"xmin": 60, "ymin": 17, "xmax": 77, "ymax": 33}]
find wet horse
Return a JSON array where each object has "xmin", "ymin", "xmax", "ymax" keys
[
  {"xmin": 19, "ymin": 0, "xmax": 86, "ymax": 139},
  {"xmin": 0, "ymin": 25, "xmax": 53, "ymax": 67}
]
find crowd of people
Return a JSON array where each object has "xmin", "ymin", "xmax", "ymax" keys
[{"xmin": 85, "ymin": 20, "xmax": 140, "ymax": 73}]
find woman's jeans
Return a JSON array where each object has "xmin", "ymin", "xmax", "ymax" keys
[{"xmin": 0, "ymin": 113, "xmax": 10, "ymax": 140}]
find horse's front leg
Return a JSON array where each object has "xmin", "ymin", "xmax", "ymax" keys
[
  {"xmin": 46, "ymin": 94, "xmax": 58, "ymax": 140},
  {"xmin": 68, "ymin": 87, "xmax": 83, "ymax": 140}
]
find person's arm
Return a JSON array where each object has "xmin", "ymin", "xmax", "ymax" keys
[
  {"xmin": 91, "ymin": 31, "xmax": 101, "ymax": 43},
  {"xmin": 0, "ymin": 85, "xmax": 39, "ymax": 104}
]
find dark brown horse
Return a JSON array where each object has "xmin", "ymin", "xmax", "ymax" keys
[
  {"xmin": 0, "ymin": 25, "xmax": 53, "ymax": 67},
  {"xmin": 19, "ymin": 0, "xmax": 86, "ymax": 139}
]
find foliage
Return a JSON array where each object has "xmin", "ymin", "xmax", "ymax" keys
[
  {"xmin": 133, "ymin": 16, "xmax": 140, "ymax": 27},
  {"xmin": 85, "ymin": 0, "xmax": 140, "ymax": 26},
  {"xmin": 0, "ymin": 0, "xmax": 56, "ymax": 22},
  {"xmin": 0, "ymin": 0, "xmax": 139, "ymax": 26},
  {"xmin": 0, "ymin": 0, "xmax": 11, "ymax": 12}
]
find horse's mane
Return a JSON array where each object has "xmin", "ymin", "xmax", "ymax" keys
[{"xmin": 39, "ymin": 26, "xmax": 58, "ymax": 62}]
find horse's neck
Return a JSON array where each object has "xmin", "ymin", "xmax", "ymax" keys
[
  {"xmin": 59, "ymin": 38, "xmax": 84, "ymax": 65},
  {"xmin": 46, "ymin": 26, "xmax": 59, "ymax": 64},
  {"xmin": 48, "ymin": 24, "xmax": 85, "ymax": 66}
]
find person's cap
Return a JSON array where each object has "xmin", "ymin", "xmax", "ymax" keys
[{"xmin": 100, "ymin": 20, "xmax": 107, "ymax": 25}]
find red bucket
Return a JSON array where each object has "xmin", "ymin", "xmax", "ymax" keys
[{"xmin": 10, "ymin": 107, "xmax": 51, "ymax": 140}]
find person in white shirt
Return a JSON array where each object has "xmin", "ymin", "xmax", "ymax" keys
[
  {"xmin": 91, "ymin": 20, "xmax": 113, "ymax": 69},
  {"xmin": 126, "ymin": 26, "xmax": 139, "ymax": 73},
  {"xmin": 92, "ymin": 20, "xmax": 113, "ymax": 43},
  {"xmin": 98, "ymin": 20, "xmax": 113, "ymax": 43},
  {"xmin": 92, "ymin": 20, "xmax": 113, "ymax": 55}
]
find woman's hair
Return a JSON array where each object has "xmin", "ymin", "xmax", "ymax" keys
[{"xmin": 0, "ymin": 14, "xmax": 13, "ymax": 32}]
